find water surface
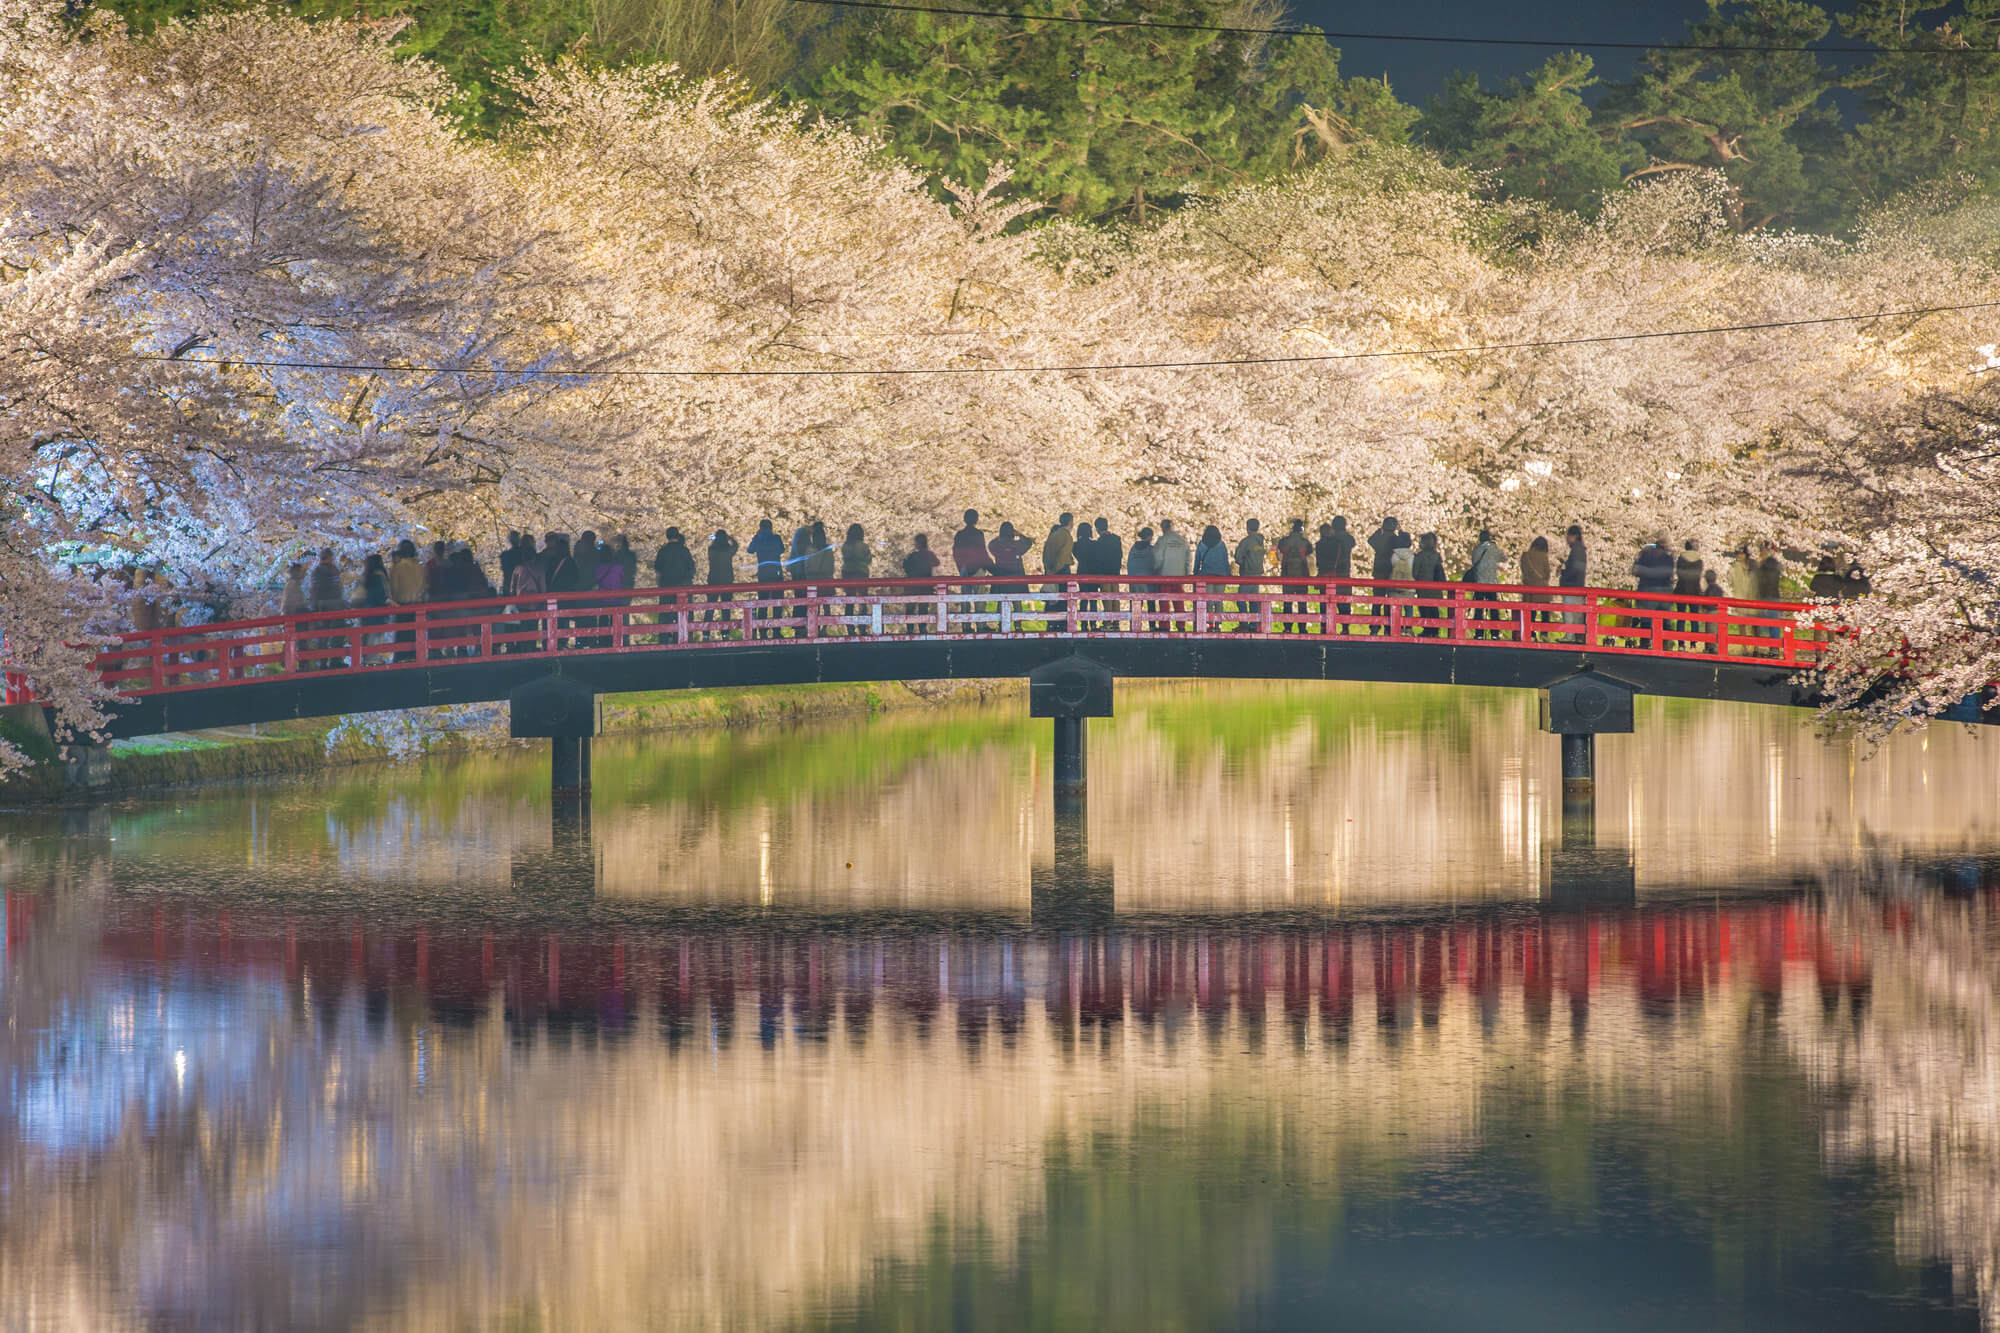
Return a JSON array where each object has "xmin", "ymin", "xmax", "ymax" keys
[{"xmin": 2, "ymin": 682, "xmax": 1996, "ymax": 1330}]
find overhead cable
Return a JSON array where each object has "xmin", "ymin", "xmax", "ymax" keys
[
  {"xmin": 135, "ymin": 299, "xmax": 2000, "ymax": 380},
  {"xmin": 785, "ymin": 0, "xmax": 2000, "ymax": 57}
]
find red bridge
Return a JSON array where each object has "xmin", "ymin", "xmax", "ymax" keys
[{"xmin": 5, "ymin": 576, "xmax": 1836, "ymax": 740}]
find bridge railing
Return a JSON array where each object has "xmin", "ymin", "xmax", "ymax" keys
[{"xmin": 77, "ymin": 576, "xmax": 1833, "ymax": 698}]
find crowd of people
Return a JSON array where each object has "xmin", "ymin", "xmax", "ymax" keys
[{"xmin": 102, "ymin": 512, "xmax": 1873, "ymax": 647}]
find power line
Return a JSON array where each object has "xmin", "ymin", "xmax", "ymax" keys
[
  {"xmin": 785, "ymin": 0, "xmax": 2000, "ymax": 57},
  {"xmin": 135, "ymin": 299, "xmax": 2000, "ymax": 380}
]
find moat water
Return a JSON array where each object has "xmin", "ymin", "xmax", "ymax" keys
[{"xmin": 3, "ymin": 682, "xmax": 1997, "ymax": 1330}]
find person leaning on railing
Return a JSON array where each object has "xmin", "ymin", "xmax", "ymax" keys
[
  {"xmin": 901, "ymin": 534, "xmax": 940, "ymax": 634},
  {"xmin": 389, "ymin": 540, "xmax": 425, "ymax": 662},
  {"xmin": 1412, "ymin": 533, "xmax": 1447, "ymax": 636}
]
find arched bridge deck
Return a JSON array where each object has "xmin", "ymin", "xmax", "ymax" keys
[{"xmin": 46, "ymin": 575, "xmax": 1837, "ymax": 739}]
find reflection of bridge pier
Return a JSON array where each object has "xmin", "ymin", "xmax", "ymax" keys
[
  {"xmin": 510, "ymin": 798, "xmax": 599, "ymax": 899},
  {"xmin": 1539, "ymin": 670, "xmax": 1636, "ymax": 909},
  {"xmin": 1032, "ymin": 807, "xmax": 1114, "ymax": 927}
]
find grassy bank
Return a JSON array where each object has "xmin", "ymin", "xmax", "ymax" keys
[{"xmin": 0, "ymin": 678, "xmax": 1025, "ymax": 804}]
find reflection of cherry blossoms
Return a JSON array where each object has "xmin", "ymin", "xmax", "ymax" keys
[{"xmin": 1787, "ymin": 883, "xmax": 2000, "ymax": 1330}]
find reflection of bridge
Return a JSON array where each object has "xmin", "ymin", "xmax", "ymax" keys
[{"xmin": 14, "ymin": 894, "xmax": 1886, "ymax": 1051}]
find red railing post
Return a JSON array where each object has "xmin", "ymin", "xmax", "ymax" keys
[
  {"xmin": 805, "ymin": 588, "xmax": 820, "ymax": 640},
  {"xmin": 1067, "ymin": 581, "xmax": 1080, "ymax": 636}
]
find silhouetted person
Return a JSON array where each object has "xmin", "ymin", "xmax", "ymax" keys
[
  {"xmin": 1808, "ymin": 554, "xmax": 1844, "ymax": 600},
  {"xmin": 989, "ymin": 521, "xmax": 1031, "ymax": 595},
  {"xmin": 697, "ymin": 528, "xmax": 736, "ymax": 638},
  {"xmin": 305, "ymin": 548, "xmax": 346, "ymax": 669},
  {"xmin": 499, "ymin": 529, "xmax": 522, "ymax": 589},
  {"xmin": 1127, "ymin": 525, "xmax": 1155, "ymax": 576},
  {"xmin": 1560, "ymin": 524, "xmax": 1588, "ymax": 638},
  {"xmin": 1465, "ymin": 528, "xmax": 1504, "ymax": 636},
  {"xmin": 1519, "ymin": 535, "xmax": 1552, "ymax": 640},
  {"xmin": 1673, "ymin": 540, "xmax": 1705, "ymax": 645},
  {"xmin": 1632, "ymin": 538, "xmax": 1674, "ymax": 593},
  {"xmin": 360, "ymin": 554, "xmax": 390, "ymax": 608},
  {"xmin": 1842, "ymin": 562, "xmax": 1870, "ymax": 598},
  {"xmin": 1042, "ymin": 512, "xmax": 1075, "ymax": 621},
  {"xmin": 307, "ymin": 547, "xmax": 345, "ymax": 612},
  {"xmin": 747, "ymin": 519, "xmax": 783, "ymax": 638},
  {"xmin": 1275, "ymin": 518, "xmax": 1311, "ymax": 633},
  {"xmin": 1367, "ymin": 517, "xmax": 1400, "ymax": 580},
  {"xmin": 650, "ymin": 527, "xmax": 694, "ymax": 638},
  {"xmin": 280, "ymin": 561, "xmax": 308, "ymax": 616},
  {"xmin": 1412, "ymin": 531, "xmax": 1447, "ymax": 634},
  {"xmin": 1752, "ymin": 541, "xmax": 1785, "ymax": 650},
  {"xmin": 952, "ymin": 509, "xmax": 990, "ymax": 576},
  {"xmin": 901, "ymin": 533, "xmax": 940, "ymax": 634},
  {"xmin": 654, "ymin": 528, "xmax": 695, "ymax": 588},
  {"xmin": 1319, "ymin": 516, "xmax": 1357, "ymax": 627},
  {"xmin": 1154, "ymin": 519, "xmax": 1191, "ymax": 629},
  {"xmin": 1674, "ymin": 541, "xmax": 1704, "ymax": 595}
]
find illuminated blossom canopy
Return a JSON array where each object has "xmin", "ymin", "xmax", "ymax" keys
[{"xmin": 2, "ymin": 1, "xmax": 1996, "ymax": 767}]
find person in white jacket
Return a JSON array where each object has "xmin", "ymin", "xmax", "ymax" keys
[{"xmin": 1152, "ymin": 520, "xmax": 1192, "ymax": 630}]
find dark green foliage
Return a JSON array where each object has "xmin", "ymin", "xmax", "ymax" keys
[
  {"xmin": 80, "ymin": 0, "xmax": 2000, "ymax": 228},
  {"xmin": 800, "ymin": 2, "xmax": 1415, "ymax": 221},
  {"xmin": 1839, "ymin": 0, "xmax": 2000, "ymax": 213},
  {"xmin": 1596, "ymin": 0, "xmax": 1845, "ymax": 229},
  {"xmin": 1419, "ymin": 53, "xmax": 1636, "ymax": 215}
]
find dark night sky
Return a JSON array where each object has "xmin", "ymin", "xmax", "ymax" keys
[{"xmin": 1290, "ymin": 0, "xmax": 1717, "ymax": 103}]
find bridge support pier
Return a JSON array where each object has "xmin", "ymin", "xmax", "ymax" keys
[
  {"xmin": 511, "ymin": 675, "xmax": 598, "ymax": 801},
  {"xmin": 1560, "ymin": 732, "xmax": 1594, "ymax": 793},
  {"xmin": 1541, "ymin": 670, "xmax": 1637, "ymax": 909},
  {"xmin": 1052, "ymin": 716, "xmax": 1086, "ymax": 811},
  {"xmin": 1030, "ymin": 654, "xmax": 1113, "ymax": 809},
  {"xmin": 550, "ymin": 735, "xmax": 592, "ymax": 796}
]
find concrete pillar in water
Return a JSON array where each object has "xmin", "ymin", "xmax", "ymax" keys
[
  {"xmin": 1029, "ymin": 655, "xmax": 1115, "ymax": 926},
  {"xmin": 1540, "ymin": 670, "xmax": 1637, "ymax": 910},
  {"xmin": 1052, "ymin": 716, "xmax": 1086, "ymax": 809},
  {"xmin": 1560, "ymin": 732, "xmax": 1595, "ymax": 795},
  {"xmin": 510, "ymin": 675, "xmax": 597, "ymax": 800},
  {"xmin": 550, "ymin": 735, "xmax": 592, "ymax": 795},
  {"xmin": 1029, "ymin": 654, "xmax": 1113, "ymax": 807}
]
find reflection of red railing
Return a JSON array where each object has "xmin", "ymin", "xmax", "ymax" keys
[
  {"xmin": 82, "ymin": 577, "xmax": 1833, "ymax": 697},
  {"xmin": 58, "ymin": 898, "xmax": 1890, "ymax": 1042}
]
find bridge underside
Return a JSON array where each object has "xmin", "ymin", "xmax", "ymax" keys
[{"xmin": 101, "ymin": 636, "xmax": 1821, "ymax": 739}]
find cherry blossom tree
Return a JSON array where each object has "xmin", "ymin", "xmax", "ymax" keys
[{"xmin": 1799, "ymin": 369, "xmax": 2000, "ymax": 732}]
